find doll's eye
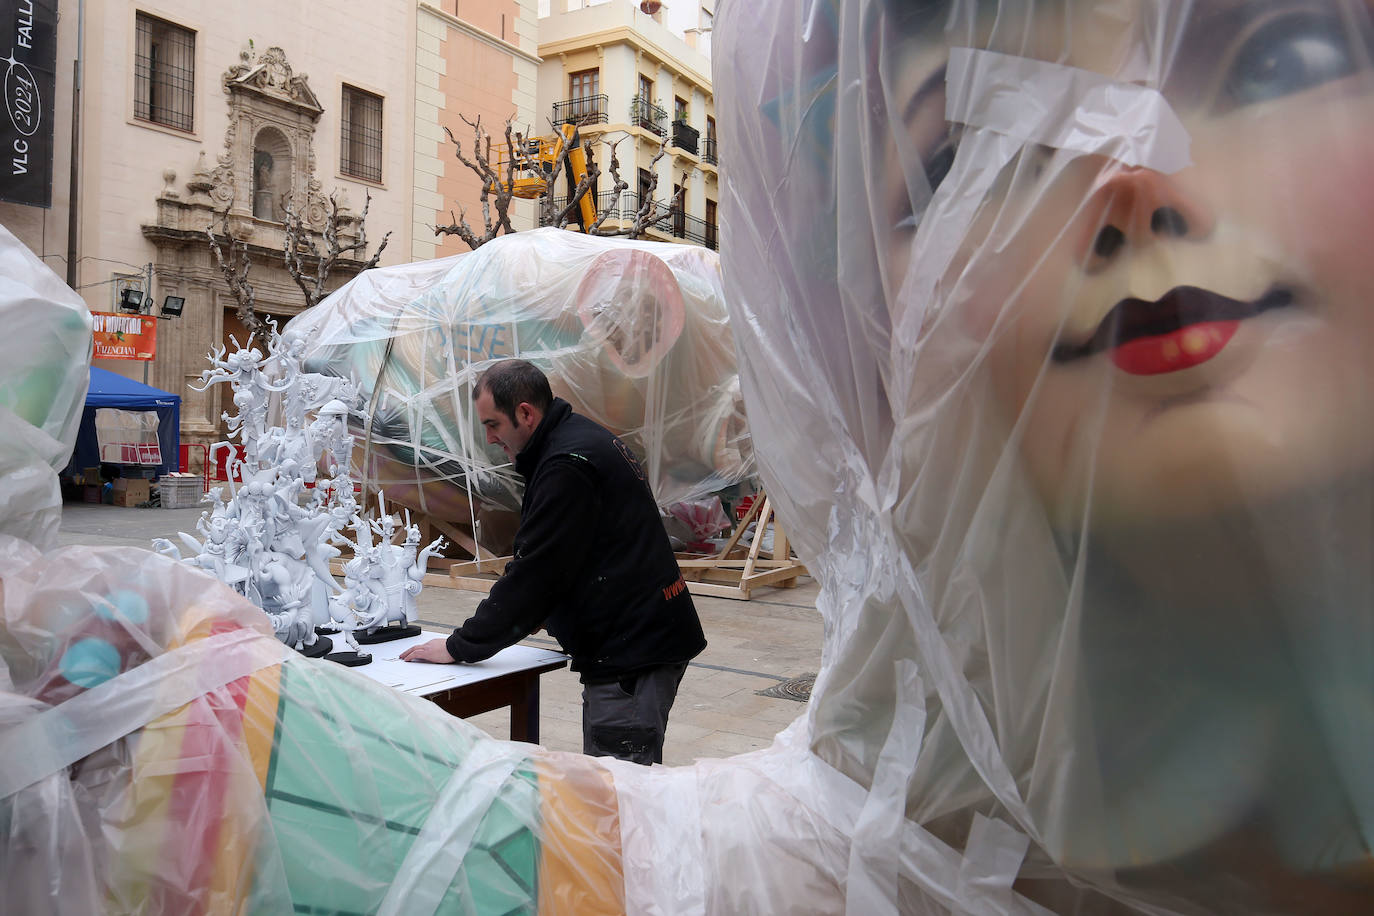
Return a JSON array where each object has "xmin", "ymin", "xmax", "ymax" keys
[
  {"xmin": 1222, "ymin": 13, "xmax": 1356, "ymax": 107},
  {"xmin": 924, "ymin": 136, "xmax": 957, "ymax": 189}
]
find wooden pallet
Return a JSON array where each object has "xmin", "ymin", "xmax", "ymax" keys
[
  {"xmin": 676, "ymin": 492, "xmax": 807, "ymax": 601},
  {"xmin": 445, "ymin": 553, "xmax": 512, "ymax": 592},
  {"xmin": 398, "ymin": 492, "xmax": 808, "ymax": 602}
]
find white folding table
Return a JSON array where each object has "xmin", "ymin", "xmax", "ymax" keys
[{"xmin": 353, "ymin": 629, "xmax": 568, "ymax": 743}]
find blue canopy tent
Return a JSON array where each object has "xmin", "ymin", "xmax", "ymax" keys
[{"xmin": 65, "ymin": 367, "xmax": 182, "ymax": 477}]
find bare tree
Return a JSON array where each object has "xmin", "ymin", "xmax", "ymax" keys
[
  {"xmin": 283, "ymin": 189, "xmax": 392, "ymax": 309},
  {"xmin": 206, "ymin": 206, "xmax": 266, "ymax": 338},
  {"xmin": 432, "ymin": 114, "xmax": 523, "ymax": 250},
  {"xmin": 586, "ymin": 136, "xmax": 689, "ymax": 239},
  {"xmin": 434, "ymin": 114, "xmax": 691, "ymax": 248},
  {"xmin": 539, "ymin": 127, "xmax": 602, "ymax": 231},
  {"xmin": 206, "ymin": 186, "xmax": 392, "ymax": 336}
]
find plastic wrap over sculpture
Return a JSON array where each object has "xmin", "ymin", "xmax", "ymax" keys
[
  {"xmin": 286, "ymin": 228, "xmax": 751, "ymax": 539},
  {"xmin": 711, "ymin": 0, "xmax": 1374, "ymax": 912},
  {"xmin": 0, "ymin": 536, "xmax": 642, "ymax": 915},
  {"xmin": 0, "ymin": 224, "xmax": 92, "ymax": 549}
]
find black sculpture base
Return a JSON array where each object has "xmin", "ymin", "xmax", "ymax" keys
[
  {"xmin": 325, "ymin": 650, "xmax": 372, "ymax": 667},
  {"xmin": 355, "ymin": 624, "xmax": 422, "ymax": 645},
  {"xmin": 298, "ymin": 636, "xmax": 333, "ymax": 658},
  {"xmin": 315, "ymin": 626, "xmax": 339, "ymax": 636}
]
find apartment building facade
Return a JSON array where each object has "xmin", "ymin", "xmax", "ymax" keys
[{"xmin": 536, "ymin": 0, "xmax": 719, "ymax": 249}]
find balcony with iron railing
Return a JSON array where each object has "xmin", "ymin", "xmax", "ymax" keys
[
  {"xmin": 674, "ymin": 210, "xmax": 717, "ymax": 249},
  {"xmin": 553, "ymin": 93, "xmax": 609, "ymax": 128},
  {"xmin": 630, "ymin": 96, "xmax": 668, "ymax": 136},
  {"xmin": 539, "ymin": 189, "xmax": 639, "ymax": 228},
  {"xmin": 701, "ymin": 136, "xmax": 718, "ymax": 165},
  {"xmin": 583, "ymin": 190, "xmax": 649, "ymax": 226},
  {"xmin": 541, "ymin": 190, "xmax": 717, "ymax": 250},
  {"xmin": 670, "ymin": 120, "xmax": 699, "ymax": 156}
]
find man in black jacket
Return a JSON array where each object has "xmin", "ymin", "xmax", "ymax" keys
[{"xmin": 401, "ymin": 359, "xmax": 706, "ymax": 764}]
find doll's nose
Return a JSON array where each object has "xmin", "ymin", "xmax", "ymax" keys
[{"xmin": 1076, "ymin": 164, "xmax": 1215, "ymax": 267}]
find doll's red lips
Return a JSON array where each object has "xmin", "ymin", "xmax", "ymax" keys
[{"xmin": 1051, "ymin": 285, "xmax": 1294, "ymax": 364}]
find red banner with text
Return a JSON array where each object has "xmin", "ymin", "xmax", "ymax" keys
[{"xmin": 91, "ymin": 311, "xmax": 157, "ymax": 361}]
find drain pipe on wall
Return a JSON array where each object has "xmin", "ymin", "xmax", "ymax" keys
[{"xmin": 64, "ymin": 0, "xmax": 84, "ymax": 290}]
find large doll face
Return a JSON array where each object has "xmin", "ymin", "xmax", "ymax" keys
[{"xmin": 898, "ymin": 1, "xmax": 1374, "ymax": 528}]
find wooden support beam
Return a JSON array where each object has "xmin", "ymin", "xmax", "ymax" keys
[{"xmin": 676, "ymin": 491, "xmax": 807, "ymax": 600}]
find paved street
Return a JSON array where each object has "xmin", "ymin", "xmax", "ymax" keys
[{"xmin": 56, "ymin": 501, "xmax": 823, "ymax": 766}]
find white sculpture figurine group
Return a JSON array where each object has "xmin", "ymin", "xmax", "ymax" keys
[
  {"xmin": 154, "ymin": 322, "xmax": 447, "ymax": 663},
  {"xmin": 335, "ymin": 504, "xmax": 448, "ymax": 642}
]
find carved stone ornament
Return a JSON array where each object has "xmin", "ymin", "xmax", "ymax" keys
[
  {"xmin": 209, "ymin": 152, "xmax": 237, "ymax": 208},
  {"xmin": 222, "ymin": 46, "xmax": 323, "ymax": 114},
  {"xmin": 205, "ymin": 45, "xmax": 327, "ymax": 228}
]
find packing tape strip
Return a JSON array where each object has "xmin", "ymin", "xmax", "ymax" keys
[
  {"xmin": 0, "ymin": 627, "xmax": 291, "ymax": 800},
  {"xmin": 944, "ymin": 47, "xmax": 1192, "ymax": 174},
  {"xmin": 377, "ymin": 737, "xmax": 535, "ymax": 916}
]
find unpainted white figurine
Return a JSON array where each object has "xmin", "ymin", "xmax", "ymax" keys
[
  {"xmin": 327, "ymin": 498, "xmax": 445, "ymax": 645},
  {"xmin": 162, "ymin": 320, "xmax": 445, "ymax": 662},
  {"xmin": 162, "ymin": 322, "xmax": 446, "ymax": 659}
]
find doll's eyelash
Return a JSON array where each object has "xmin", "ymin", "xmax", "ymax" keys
[
  {"xmin": 925, "ymin": 136, "xmax": 958, "ymax": 189},
  {"xmin": 1180, "ymin": 2, "xmax": 1372, "ymax": 112}
]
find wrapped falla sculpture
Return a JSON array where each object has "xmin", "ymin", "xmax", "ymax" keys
[
  {"xmin": 712, "ymin": 0, "xmax": 1374, "ymax": 911},
  {"xmin": 285, "ymin": 228, "xmax": 752, "ymax": 548},
  {"xmin": 3, "ymin": 0, "xmax": 1373, "ymax": 912}
]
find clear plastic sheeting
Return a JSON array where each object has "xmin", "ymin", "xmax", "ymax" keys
[
  {"xmin": 0, "ymin": 538, "xmax": 628, "ymax": 915},
  {"xmin": 713, "ymin": 0, "xmax": 1374, "ymax": 912},
  {"xmin": 287, "ymin": 228, "xmax": 751, "ymax": 537},
  {"xmin": 0, "ymin": 224, "xmax": 92, "ymax": 550}
]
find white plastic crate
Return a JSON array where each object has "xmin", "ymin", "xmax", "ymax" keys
[{"xmin": 158, "ymin": 474, "xmax": 205, "ymax": 510}]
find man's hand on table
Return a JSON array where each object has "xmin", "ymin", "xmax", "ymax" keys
[{"xmin": 399, "ymin": 638, "xmax": 456, "ymax": 664}]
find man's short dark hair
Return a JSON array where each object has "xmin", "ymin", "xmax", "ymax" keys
[{"xmin": 472, "ymin": 359, "xmax": 554, "ymax": 422}]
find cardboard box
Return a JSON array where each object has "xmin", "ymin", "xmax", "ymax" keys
[
  {"xmin": 82, "ymin": 466, "xmax": 102, "ymax": 486},
  {"xmin": 112, "ymin": 478, "xmax": 151, "ymax": 507}
]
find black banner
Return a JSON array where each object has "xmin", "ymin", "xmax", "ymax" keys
[{"xmin": 0, "ymin": 0, "xmax": 56, "ymax": 208}]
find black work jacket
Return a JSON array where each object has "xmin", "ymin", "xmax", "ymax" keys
[{"xmin": 447, "ymin": 399, "xmax": 706, "ymax": 683}]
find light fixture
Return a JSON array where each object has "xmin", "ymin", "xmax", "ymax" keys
[
  {"xmin": 160, "ymin": 295, "xmax": 185, "ymax": 318},
  {"xmin": 119, "ymin": 288, "xmax": 145, "ymax": 313}
]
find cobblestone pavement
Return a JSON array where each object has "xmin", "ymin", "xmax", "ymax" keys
[{"xmin": 57, "ymin": 502, "xmax": 823, "ymax": 766}]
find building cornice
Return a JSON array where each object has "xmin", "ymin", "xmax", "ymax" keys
[
  {"xmin": 539, "ymin": 27, "xmax": 712, "ymax": 92},
  {"xmin": 418, "ymin": 2, "xmax": 542, "ymax": 66}
]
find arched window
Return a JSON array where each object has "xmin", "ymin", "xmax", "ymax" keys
[{"xmin": 252, "ymin": 127, "xmax": 293, "ymax": 221}]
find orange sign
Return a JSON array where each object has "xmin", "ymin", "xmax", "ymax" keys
[{"xmin": 91, "ymin": 311, "xmax": 157, "ymax": 361}]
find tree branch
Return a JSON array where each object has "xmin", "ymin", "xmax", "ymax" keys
[
  {"xmin": 281, "ymin": 187, "xmax": 392, "ymax": 309},
  {"xmin": 587, "ymin": 137, "xmax": 631, "ymax": 234},
  {"xmin": 206, "ymin": 206, "xmax": 266, "ymax": 336},
  {"xmin": 585, "ymin": 136, "xmax": 685, "ymax": 239},
  {"xmin": 281, "ymin": 190, "xmax": 320, "ymax": 308},
  {"xmin": 434, "ymin": 115, "xmax": 523, "ymax": 250}
]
